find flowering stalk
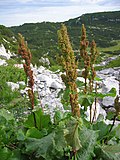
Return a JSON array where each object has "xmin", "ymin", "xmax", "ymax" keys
[
  {"xmin": 18, "ymin": 33, "xmax": 34, "ymax": 110},
  {"xmin": 58, "ymin": 24, "xmax": 80, "ymax": 117},
  {"xmin": 80, "ymin": 24, "xmax": 90, "ymax": 93},
  {"xmin": 89, "ymin": 40, "xmax": 99, "ymax": 92},
  {"xmin": 18, "ymin": 33, "xmax": 37, "ymax": 128},
  {"xmin": 80, "ymin": 25, "xmax": 99, "ymax": 123}
]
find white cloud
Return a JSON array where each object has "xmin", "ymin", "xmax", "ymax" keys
[
  {"xmin": 16, "ymin": 0, "xmax": 33, "ymax": 3},
  {"xmin": 0, "ymin": 4, "xmax": 119, "ymax": 27},
  {"xmin": 0, "ymin": 0, "xmax": 119, "ymax": 26}
]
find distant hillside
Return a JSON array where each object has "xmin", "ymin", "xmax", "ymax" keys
[
  {"xmin": 0, "ymin": 25, "xmax": 18, "ymax": 54},
  {"xmin": 10, "ymin": 11, "xmax": 120, "ymax": 65}
]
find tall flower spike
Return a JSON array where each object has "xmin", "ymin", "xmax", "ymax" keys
[
  {"xmin": 18, "ymin": 33, "xmax": 34, "ymax": 110},
  {"xmin": 58, "ymin": 24, "xmax": 80, "ymax": 117},
  {"xmin": 89, "ymin": 40, "xmax": 99, "ymax": 92},
  {"xmin": 80, "ymin": 24, "xmax": 90, "ymax": 93}
]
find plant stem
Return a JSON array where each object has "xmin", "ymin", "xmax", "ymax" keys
[{"xmin": 32, "ymin": 112, "xmax": 37, "ymax": 128}]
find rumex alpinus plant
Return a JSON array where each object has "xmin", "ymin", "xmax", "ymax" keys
[
  {"xmin": 80, "ymin": 24, "xmax": 98, "ymax": 93},
  {"xmin": 18, "ymin": 33, "xmax": 34, "ymax": 110},
  {"xmin": 89, "ymin": 40, "xmax": 99, "ymax": 92},
  {"xmin": 80, "ymin": 24, "xmax": 99, "ymax": 122},
  {"xmin": 18, "ymin": 33, "xmax": 37, "ymax": 127},
  {"xmin": 58, "ymin": 24, "xmax": 80, "ymax": 117}
]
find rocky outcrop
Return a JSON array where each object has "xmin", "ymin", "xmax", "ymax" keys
[
  {"xmin": 33, "ymin": 66, "xmax": 65, "ymax": 117},
  {"xmin": 0, "ymin": 44, "xmax": 11, "ymax": 59},
  {"xmin": 97, "ymin": 67, "xmax": 120, "ymax": 108},
  {"xmin": 0, "ymin": 59, "xmax": 7, "ymax": 66}
]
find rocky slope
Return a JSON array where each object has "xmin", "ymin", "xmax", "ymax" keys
[{"xmin": 10, "ymin": 11, "xmax": 120, "ymax": 65}]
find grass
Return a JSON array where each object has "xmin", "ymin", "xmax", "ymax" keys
[{"xmin": 98, "ymin": 40, "xmax": 120, "ymax": 53}]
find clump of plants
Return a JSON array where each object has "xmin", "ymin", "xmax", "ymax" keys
[{"xmin": 0, "ymin": 24, "xmax": 120, "ymax": 160}]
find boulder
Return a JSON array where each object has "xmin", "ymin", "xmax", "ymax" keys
[
  {"xmin": 0, "ymin": 59, "xmax": 7, "ymax": 66},
  {"xmin": 7, "ymin": 82, "xmax": 19, "ymax": 91},
  {"xmin": 85, "ymin": 102, "xmax": 106, "ymax": 122},
  {"xmin": 0, "ymin": 44, "xmax": 11, "ymax": 59},
  {"xmin": 102, "ymin": 96, "xmax": 114, "ymax": 107},
  {"xmin": 50, "ymin": 81, "xmax": 63, "ymax": 89},
  {"xmin": 102, "ymin": 76, "xmax": 119, "ymax": 94}
]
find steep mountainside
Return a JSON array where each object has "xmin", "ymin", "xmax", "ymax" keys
[
  {"xmin": 0, "ymin": 25, "xmax": 18, "ymax": 54},
  {"xmin": 10, "ymin": 11, "xmax": 120, "ymax": 65}
]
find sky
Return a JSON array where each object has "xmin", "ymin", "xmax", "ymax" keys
[{"xmin": 0, "ymin": 0, "xmax": 120, "ymax": 27}]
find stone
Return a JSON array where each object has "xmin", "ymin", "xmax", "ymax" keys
[
  {"xmin": 17, "ymin": 81, "xmax": 25, "ymax": 86},
  {"xmin": 7, "ymin": 82, "xmax": 19, "ymax": 91},
  {"xmin": 85, "ymin": 102, "xmax": 106, "ymax": 122},
  {"xmin": 0, "ymin": 59, "xmax": 7, "ymax": 66},
  {"xmin": 0, "ymin": 44, "xmax": 11, "ymax": 59},
  {"xmin": 37, "ymin": 66, "xmax": 45, "ymax": 74},
  {"xmin": 100, "ymin": 68, "xmax": 114, "ymax": 75},
  {"xmin": 50, "ymin": 81, "xmax": 63, "ymax": 89},
  {"xmin": 102, "ymin": 77, "xmax": 119, "ymax": 94},
  {"xmin": 39, "ymin": 57, "xmax": 50, "ymax": 66},
  {"xmin": 102, "ymin": 96, "xmax": 114, "ymax": 107}
]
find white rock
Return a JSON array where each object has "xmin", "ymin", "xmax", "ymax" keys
[
  {"xmin": 77, "ymin": 77, "xmax": 89, "ymax": 83},
  {"xmin": 50, "ymin": 81, "xmax": 63, "ymax": 89},
  {"xmin": 14, "ymin": 64, "xmax": 23, "ymax": 69},
  {"xmin": 85, "ymin": 102, "xmax": 106, "ymax": 122},
  {"xmin": 104, "ymin": 119, "xmax": 120, "ymax": 126},
  {"xmin": 17, "ymin": 81, "xmax": 25, "ymax": 86},
  {"xmin": 100, "ymin": 68, "xmax": 114, "ymax": 75},
  {"xmin": 102, "ymin": 96, "xmax": 114, "ymax": 107},
  {"xmin": 0, "ymin": 59, "xmax": 7, "ymax": 66},
  {"xmin": 7, "ymin": 82, "xmax": 19, "ymax": 91},
  {"xmin": 102, "ymin": 77, "xmax": 119, "ymax": 95},
  {"xmin": 0, "ymin": 44, "xmax": 11, "ymax": 59},
  {"xmin": 37, "ymin": 66, "xmax": 45, "ymax": 74}
]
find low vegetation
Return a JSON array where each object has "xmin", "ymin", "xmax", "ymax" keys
[{"xmin": 0, "ymin": 23, "xmax": 120, "ymax": 160}]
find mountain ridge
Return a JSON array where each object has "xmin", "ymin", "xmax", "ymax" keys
[{"xmin": 0, "ymin": 10, "xmax": 120, "ymax": 66}]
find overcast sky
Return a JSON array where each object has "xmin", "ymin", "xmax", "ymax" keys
[{"xmin": 0, "ymin": 0, "xmax": 120, "ymax": 27}]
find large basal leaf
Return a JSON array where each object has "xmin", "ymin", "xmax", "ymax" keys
[
  {"xmin": 24, "ymin": 108, "xmax": 51, "ymax": 130},
  {"xmin": 65, "ymin": 117, "xmax": 82, "ymax": 151},
  {"xmin": 0, "ymin": 108, "xmax": 14, "ymax": 121},
  {"xmin": 95, "ymin": 144, "xmax": 120, "ymax": 160},
  {"xmin": 103, "ymin": 144, "xmax": 120, "ymax": 159},
  {"xmin": 0, "ymin": 147, "xmax": 22, "ymax": 160},
  {"xmin": 25, "ymin": 129, "xmax": 66, "ymax": 160},
  {"xmin": 52, "ymin": 129, "xmax": 67, "ymax": 159},
  {"xmin": 25, "ymin": 133, "xmax": 54, "ymax": 160},
  {"xmin": 76, "ymin": 126, "xmax": 98, "ymax": 160},
  {"xmin": 92, "ymin": 121, "xmax": 111, "ymax": 141},
  {"xmin": 95, "ymin": 87, "xmax": 116, "ymax": 99},
  {"xmin": 26, "ymin": 127, "xmax": 46, "ymax": 139},
  {"xmin": 0, "ymin": 147, "xmax": 11, "ymax": 160}
]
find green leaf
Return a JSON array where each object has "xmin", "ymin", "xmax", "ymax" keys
[
  {"xmin": 106, "ymin": 111, "xmax": 116, "ymax": 120},
  {"xmin": 25, "ymin": 128, "xmax": 67, "ymax": 160},
  {"xmin": 52, "ymin": 129, "xmax": 67, "ymax": 159},
  {"xmin": 92, "ymin": 121, "xmax": 111, "ymax": 141},
  {"xmin": 76, "ymin": 126, "xmax": 98, "ymax": 160},
  {"xmin": 0, "ymin": 109, "xmax": 14, "ymax": 121},
  {"xmin": 24, "ymin": 108, "xmax": 51, "ymax": 130},
  {"xmin": 54, "ymin": 111, "xmax": 63, "ymax": 124},
  {"xmin": 0, "ymin": 147, "xmax": 11, "ymax": 160},
  {"xmin": 94, "ymin": 76, "xmax": 102, "ymax": 81},
  {"xmin": 96, "ymin": 87, "xmax": 116, "ymax": 99},
  {"xmin": 79, "ymin": 94, "xmax": 94, "ymax": 110},
  {"xmin": 65, "ymin": 117, "xmax": 82, "ymax": 151},
  {"xmin": 95, "ymin": 144, "xmax": 120, "ymax": 160},
  {"xmin": 25, "ymin": 133, "xmax": 55, "ymax": 160},
  {"xmin": 17, "ymin": 129, "xmax": 25, "ymax": 141},
  {"xmin": 26, "ymin": 127, "xmax": 44, "ymax": 139},
  {"xmin": 112, "ymin": 124, "xmax": 120, "ymax": 139}
]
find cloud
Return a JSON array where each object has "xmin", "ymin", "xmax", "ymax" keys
[
  {"xmin": 0, "ymin": 0, "xmax": 119, "ymax": 26},
  {"xmin": 16, "ymin": 0, "xmax": 34, "ymax": 3}
]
